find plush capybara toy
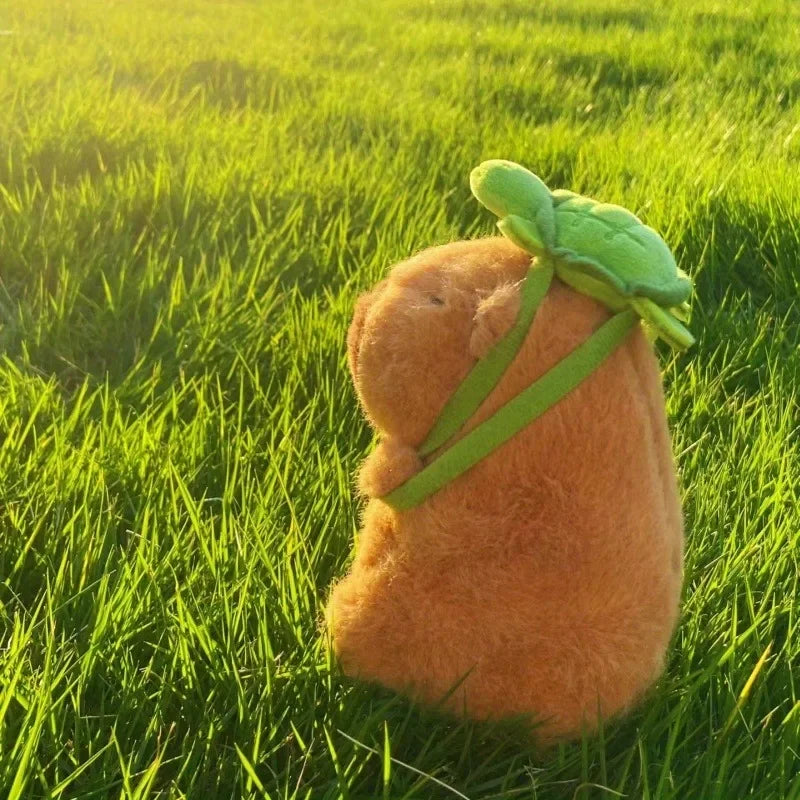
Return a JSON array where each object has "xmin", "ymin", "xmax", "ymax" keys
[{"xmin": 325, "ymin": 161, "xmax": 693, "ymax": 742}]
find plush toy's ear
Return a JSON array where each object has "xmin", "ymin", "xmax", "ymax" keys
[{"xmin": 469, "ymin": 282, "xmax": 521, "ymax": 360}]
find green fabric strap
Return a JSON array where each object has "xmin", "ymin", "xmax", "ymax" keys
[
  {"xmin": 383, "ymin": 309, "xmax": 637, "ymax": 511},
  {"xmin": 419, "ymin": 263, "xmax": 555, "ymax": 457}
]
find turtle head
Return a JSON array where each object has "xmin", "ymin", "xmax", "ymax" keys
[{"xmin": 470, "ymin": 160, "xmax": 556, "ymax": 254}]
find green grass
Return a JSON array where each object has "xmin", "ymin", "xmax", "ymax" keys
[{"xmin": 1, "ymin": 0, "xmax": 799, "ymax": 796}]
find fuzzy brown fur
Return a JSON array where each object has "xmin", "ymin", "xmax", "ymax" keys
[{"xmin": 326, "ymin": 237, "xmax": 684, "ymax": 742}]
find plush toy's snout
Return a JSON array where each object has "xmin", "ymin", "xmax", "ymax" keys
[{"xmin": 346, "ymin": 289, "xmax": 374, "ymax": 379}]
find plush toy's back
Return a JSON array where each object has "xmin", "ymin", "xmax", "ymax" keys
[{"xmin": 326, "ymin": 237, "xmax": 684, "ymax": 742}]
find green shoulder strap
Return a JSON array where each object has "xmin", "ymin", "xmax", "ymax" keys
[{"xmin": 383, "ymin": 308, "xmax": 637, "ymax": 511}]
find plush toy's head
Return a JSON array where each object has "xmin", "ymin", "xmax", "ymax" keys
[{"xmin": 347, "ymin": 238, "xmax": 531, "ymax": 446}]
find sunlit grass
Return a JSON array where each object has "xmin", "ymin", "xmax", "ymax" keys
[{"xmin": 0, "ymin": 0, "xmax": 799, "ymax": 797}]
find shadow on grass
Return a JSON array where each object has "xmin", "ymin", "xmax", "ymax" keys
[
  {"xmin": 473, "ymin": 81, "xmax": 567, "ymax": 125},
  {"xmin": 678, "ymin": 195, "xmax": 800, "ymax": 309},
  {"xmin": 5, "ymin": 63, "xmax": 317, "ymax": 193},
  {"xmin": 325, "ymin": 674, "xmax": 660, "ymax": 799},
  {"xmin": 550, "ymin": 50, "xmax": 673, "ymax": 95},
  {"xmin": 406, "ymin": 1, "xmax": 658, "ymax": 32},
  {"xmin": 111, "ymin": 57, "xmax": 319, "ymax": 114},
  {"xmin": 23, "ymin": 134, "xmax": 131, "ymax": 188}
]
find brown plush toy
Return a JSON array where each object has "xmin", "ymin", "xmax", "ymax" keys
[{"xmin": 325, "ymin": 161, "xmax": 694, "ymax": 742}]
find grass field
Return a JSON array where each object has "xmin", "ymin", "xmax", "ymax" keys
[{"xmin": 1, "ymin": 0, "xmax": 800, "ymax": 797}]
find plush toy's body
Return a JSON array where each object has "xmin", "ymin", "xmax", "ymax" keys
[{"xmin": 326, "ymin": 163, "xmax": 689, "ymax": 742}]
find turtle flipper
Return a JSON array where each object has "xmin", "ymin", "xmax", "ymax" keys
[
  {"xmin": 497, "ymin": 215, "xmax": 547, "ymax": 257},
  {"xmin": 554, "ymin": 262, "xmax": 630, "ymax": 312},
  {"xmin": 670, "ymin": 300, "xmax": 691, "ymax": 323},
  {"xmin": 630, "ymin": 297, "xmax": 695, "ymax": 351},
  {"xmin": 553, "ymin": 253, "xmax": 630, "ymax": 297}
]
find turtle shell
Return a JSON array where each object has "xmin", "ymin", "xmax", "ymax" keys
[
  {"xmin": 552, "ymin": 194, "xmax": 691, "ymax": 307},
  {"xmin": 470, "ymin": 159, "xmax": 695, "ymax": 350}
]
